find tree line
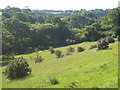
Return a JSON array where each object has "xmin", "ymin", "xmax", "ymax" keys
[{"xmin": 2, "ymin": 6, "xmax": 120, "ymax": 55}]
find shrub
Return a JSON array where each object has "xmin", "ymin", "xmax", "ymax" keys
[
  {"xmin": 34, "ymin": 55, "xmax": 43, "ymax": 63},
  {"xmin": 49, "ymin": 77, "xmax": 59, "ymax": 85},
  {"xmin": 66, "ymin": 51, "xmax": 71, "ymax": 56},
  {"xmin": 66, "ymin": 47, "xmax": 75, "ymax": 55},
  {"xmin": 55, "ymin": 50, "xmax": 62, "ymax": 58},
  {"xmin": 49, "ymin": 46, "xmax": 54, "ymax": 54},
  {"xmin": 3, "ymin": 57, "xmax": 31, "ymax": 79},
  {"xmin": 97, "ymin": 38, "xmax": 109, "ymax": 50},
  {"xmin": 89, "ymin": 45, "xmax": 97, "ymax": 49},
  {"xmin": 105, "ymin": 36, "xmax": 115, "ymax": 43},
  {"xmin": 77, "ymin": 46, "xmax": 85, "ymax": 52},
  {"xmin": 68, "ymin": 47, "xmax": 75, "ymax": 52}
]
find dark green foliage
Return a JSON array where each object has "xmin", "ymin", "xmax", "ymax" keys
[
  {"xmin": 105, "ymin": 36, "xmax": 115, "ymax": 43},
  {"xmin": 66, "ymin": 39, "xmax": 75, "ymax": 45},
  {"xmin": 118, "ymin": 36, "xmax": 120, "ymax": 41},
  {"xmin": 2, "ymin": 6, "xmax": 118, "ymax": 55},
  {"xmin": 13, "ymin": 12, "xmax": 28, "ymax": 22},
  {"xmin": 97, "ymin": 38, "xmax": 109, "ymax": 50},
  {"xmin": 49, "ymin": 77, "xmax": 59, "ymax": 85},
  {"xmin": 34, "ymin": 55, "xmax": 43, "ymax": 63},
  {"xmin": 2, "ymin": 12, "xmax": 11, "ymax": 18},
  {"xmin": 89, "ymin": 45, "xmax": 97, "ymax": 49},
  {"xmin": 2, "ymin": 55, "xmax": 14, "ymax": 61},
  {"xmin": 55, "ymin": 50, "xmax": 62, "ymax": 58},
  {"xmin": 3, "ymin": 57, "xmax": 31, "ymax": 79},
  {"xmin": 77, "ymin": 46, "xmax": 85, "ymax": 52},
  {"xmin": 49, "ymin": 46, "xmax": 54, "ymax": 54},
  {"xmin": 2, "ymin": 55, "xmax": 15, "ymax": 66}
]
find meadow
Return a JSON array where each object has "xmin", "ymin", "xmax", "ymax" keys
[{"xmin": 2, "ymin": 41, "xmax": 118, "ymax": 88}]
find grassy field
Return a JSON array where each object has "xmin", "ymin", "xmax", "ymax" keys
[{"xmin": 1, "ymin": 41, "xmax": 118, "ymax": 88}]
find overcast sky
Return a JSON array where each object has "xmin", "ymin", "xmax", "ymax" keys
[{"xmin": 0, "ymin": 0, "xmax": 119, "ymax": 10}]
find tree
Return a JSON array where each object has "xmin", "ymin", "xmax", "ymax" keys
[
  {"xmin": 13, "ymin": 12, "xmax": 28, "ymax": 22},
  {"xmin": 97, "ymin": 38, "xmax": 109, "ymax": 50},
  {"xmin": 3, "ymin": 57, "xmax": 31, "ymax": 79},
  {"xmin": 55, "ymin": 50, "xmax": 62, "ymax": 58},
  {"xmin": 2, "ymin": 18, "xmax": 30, "ymax": 54}
]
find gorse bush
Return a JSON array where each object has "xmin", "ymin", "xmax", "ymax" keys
[
  {"xmin": 77, "ymin": 46, "xmax": 85, "ymax": 52},
  {"xmin": 34, "ymin": 55, "xmax": 43, "ymax": 63},
  {"xmin": 55, "ymin": 50, "xmax": 62, "ymax": 58},
  {"xmin": 97, "ymin": 38, "xmax": 109, "ymax": 50},
  {"xmin": 3, "ymin": 57, "xmax": 31, "ymax": 79},
  {"xmin": 89, "ymin": 45, "xmax": 97, "ymax": 49},
  {"xmin": 105, "ymin": 36, "xmax": 115, "ymax": 43},
  {"xmin": 49, "ymin": 46, "xmax": 55, "ymax": 54}
]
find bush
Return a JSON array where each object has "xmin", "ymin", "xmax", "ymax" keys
[
  {"xmin": 89, "ymin": 45, "xmax": 97, "ymax": 49},
  {"xmin": 49, "ymin": 46, "xmax": 54, "ymax": 54},
  {"xmin": 3, "ymin": 57, "xmax": 31, "ymax": 79},
  {"xmin": 49, "ymin": 77, "xmax": 59, "ymax": 85},
  {"xmin": 66, "ymin": 51, "xmax": 71, "ymax": 56},
  {"xmin": 68, "ymin": 47, "xmax": 75, "ymax": 52},
  {"xmin": 66, "ymin": 47, "xmax": 75, "ymax": 55},
  {"xmin": 97, "ymin": 38, "xmax": 109, "ymax": 50},
  {"xmin": 105, "ymin": 36, "xmax": 115, "ymax": 43},
  {"xmin": 77, "ymin": 46, "xmax": 85, "ymax": 52},
  {"xmin": 55, "ymin": 50, "xmax": 62, "ymax": 58},
  {"xmin": 34, "ymin": 55, "xmax": 43, "ymax": 63}
]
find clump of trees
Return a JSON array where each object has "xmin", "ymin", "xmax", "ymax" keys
[
  {"xmin": 77, "ymin": 46, "xmax": 85, "ymax": 52},
  {"xmin": 49, "ymin": 46, "xmax": 55, "ymax": 54},
  {"xmin": 55, "ymin": 50, "xmax": 62, "ymax": 58},
  {"xmin": 3, "ymin": 57, "xmax": 31, "ymax": 79},
  {"xmin": 97, "ymin": 38, "xmax": 109, "ymax": 50}
]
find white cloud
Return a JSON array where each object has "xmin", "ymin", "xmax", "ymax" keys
[{"xmin": 0, "ymin": 0, "xmax": 119, "ymax": 10}]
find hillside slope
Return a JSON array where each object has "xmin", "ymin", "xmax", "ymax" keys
[{"xmin": 2, "ymin": 41, "xmax": 118, "ymax": 88}]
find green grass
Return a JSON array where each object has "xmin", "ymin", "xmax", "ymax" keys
[{"xmin": 1, "ymin": 41, "xmax": 118, "ymax": 88}]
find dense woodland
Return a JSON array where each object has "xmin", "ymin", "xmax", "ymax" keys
[{"xmin": 1, "ymin": 6, "xmax": 120, "ymax": 55}]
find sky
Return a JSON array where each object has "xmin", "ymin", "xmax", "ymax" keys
[{"xmin": 0, "ymin": 0, "xmax": 120, "ymax": 10}]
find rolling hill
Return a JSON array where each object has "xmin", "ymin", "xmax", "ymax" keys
[{"xmin": 1, "ymin": 41, "xmax": 118, "ymax": 88}]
